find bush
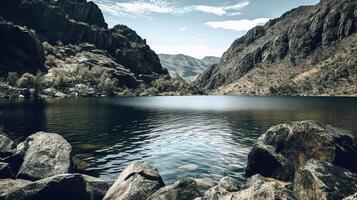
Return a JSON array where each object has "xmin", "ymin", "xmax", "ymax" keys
[
  {"xmin": 7, "ymin": 72, "xmax": 19, "ymax": 86},
  {"xmin": 17, "ymin": 72, "xmax": 43, "ymax": 93},
  {"xmin": 98, "ymin": 78, "xmax": 117, "ymax": 96},
  {"xmin": 17, "ymin": 73, "xmax": 36, "ymax": 88}
]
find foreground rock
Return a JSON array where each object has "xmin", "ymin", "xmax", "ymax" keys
[
  {"xmin": 246, "ymin": 120, "xmax": 357, "ymax": 181},
  {"xmin": 204, "ymin": 175, "xmax": 296, "ymax": 200},
  {"xmin": 203, "ymin": 176, "xmax": 241, "ymax": 200},
  {"xmin": 0, "ymin": 132, "xmax": 16, "ymax": 158},
  {"xmin": 17, "ymin": 132, "xmax": 72, "ymax": 180},
  {"xmin": 0, "ymin": 173, "xmax": 109, "ymax": 200},
  {"xmin": 148, "ymin": 179, "xmax": 201, "ymax": 200},
  {"xmin": 103, "ymin": 161, "xmax": 165, "ymax": 200},
  {"xmin": 294, "ymin": 159, "xmax": 357, "ymax": 200}
]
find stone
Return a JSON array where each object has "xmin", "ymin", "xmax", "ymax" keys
[
  {"xmin": 0, "ymin": 133, "xmax": 16, "ymax": 158},
  {"xmin": 103, "ymin": 161, "xmax": 165, "ymax": 200},
  {"xmin": 203, "ymin": 177, "xmax": 241, "ymax": 200},
  {"xmin": 0, "ymin": 162, "xmax": 15, "ymax": 178},
  {"xmin": 17, "ymin": 132, "xmax": 72, "ymax": 181},
  {"xmin": 218, "ymin": 175, "xmax": 296, "ymax": 200},
  {"xmin": 293, "ymin": 159, "xmax": 357, "ymax": 200},
  {"xmin": 246, "ymin": 121, "xmax": 357, "ymax": 181},
  {"xmin": 147, "ymin": 179, "xmax": 201, "ymax": 200},
  {"xmin": 0, "ymin": 179, "xmax": 32, "ymax": 198},
  {"xmin": 1, "ymin": 173, "xmax": 109, "ymax": 200}
]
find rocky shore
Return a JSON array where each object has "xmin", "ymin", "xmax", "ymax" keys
[{"xmin": 1, "ymin": 120, "xmax": 356, "ymax": 200}]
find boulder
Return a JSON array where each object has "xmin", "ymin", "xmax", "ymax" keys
[
  {"xmin": 293, "ymin": 159, "xmax": 357, "ymax": 200},
  {"xmin": 221, "ymin": 175, "xmax": 296, "ymax": 200},
  {"xmin": 1, "ymin": 173, "xmax": 109, "ymax": 200},
  {"xmin": 0, "ymin": 179, "xmax": 32, "ymax": 198},
  {"xmin": 203, "ymin": 177, "xmax": 241, "ymax": 200},
  {"xmin": 0, "ymin": 132, "xmax": 16, "ymax": 158},
  {"xmin": 17, "ymin": 132, "xmax": 72, "ymax": 180},
  {"xmin": 246, "ymin": 121, "xmax": 357, "ymax": 181},
  {"xmin": 103, "ymin": 161, "xmax": 165, "ymax": 200},
  {"xmin": 147, "ymin": 179, "xmax": 201, "ymax": 200},
  {"xmin": 0, "ymin": 162, "xmax": 15, "ymax": 178},
  {"xmin": 0, "ymin": 20, "xmax": 45, "ymax": 73}
]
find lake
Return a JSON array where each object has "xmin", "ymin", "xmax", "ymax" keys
[{"xmin": 0, "ymin": 96, "xmax": 356, "ymax": 186}]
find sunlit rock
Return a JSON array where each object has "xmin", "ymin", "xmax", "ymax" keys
[
  {"xmin": 246, "ymin": 120, "xmax": 357, "ymax": 181},
  {"xmin": 147, "ymin": 179, "xmax": 201, "ymax": 200},
  {"xmin": 103, "ymin": 161, "xmax": 165, "ymax": 200},
  {"xmin": 293, "ymin": 159, "xmax": 357, "ymax": 200},
  {"xmin": 17, "ymin": 132, "xmax": 72, "ymax": 180}
]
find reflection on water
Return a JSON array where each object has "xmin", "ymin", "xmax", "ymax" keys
[{"xmin": 0, "ymin": 96, "xmax": 356, "ymax": 185}]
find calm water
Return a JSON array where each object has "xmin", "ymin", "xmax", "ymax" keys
[{"xmin": 0, "ymin": 96, "xmax": 356, "ymax": 186}]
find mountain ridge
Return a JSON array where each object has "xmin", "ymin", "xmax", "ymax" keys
[
  {"xmin": 159, "ymin": 54, "xmax": 220, "ymax": 82},
  {"xmin": 196, "ymin": 0, "xmax": 357, "ymax": 96}
]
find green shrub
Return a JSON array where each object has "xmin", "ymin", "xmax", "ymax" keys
[
  {"xmin": 7, "ymin": 72, "xmax": 19, "ymax": 86},
  {"xmin": 17, "ymin": 73, "xmax": 36, "ymax": 88}
]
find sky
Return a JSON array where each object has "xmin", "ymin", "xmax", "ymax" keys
[{"xmin": 93, "ymin": 0, "xmax": 319, "ymax": 59}]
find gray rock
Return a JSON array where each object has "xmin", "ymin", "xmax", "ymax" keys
[
  {"xmin": 1, "ymin": 173, "xmax": 109, "ymax": 200},
  {"xmin": 0, "ymin": 162, "xmax": 15, "ymax": 178},
  {"xmin": 17, "ymin": 132, "xmax": 72, "ymax": 180},
  {"xmin": 203, "ymin": 177, "xmax": 240, "ymax": 200},
  {"xmin": 103, "ymin": 161, "xmax": 165, "ymax": 200},
  {"xmin": 293, "ymin": 159, "xmax": 357, "ymax": 200},
  {"xmin": 147, "ymin": 179, "xmax": 201, "ymax": 200},
  {"xmin": 246, "ymin": 121, "xmax": 357, "ymax": 181},
  {"xmin": 0, "ymin": 179, "xmax": 32, "ymax": 198},
  {"xmin": 0, "ymin": 133, "xmax": 16, "ymax": 157},
  {"xmin": 226, "ymin": 175, "xmax": 296, "ymax": 200}
]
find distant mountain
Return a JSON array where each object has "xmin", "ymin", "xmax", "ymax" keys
[
  {"xmin": 197, "ymin": 0, "xmax": 357, "ymax": 96},
  {"xmin": 159, "ymin": 54, "xmax": 220, "ymax": 82}
]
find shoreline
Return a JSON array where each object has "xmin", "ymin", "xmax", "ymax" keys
[{"xmin": 1, "ymin": 120, "xmax": 356, "ymax": 199}]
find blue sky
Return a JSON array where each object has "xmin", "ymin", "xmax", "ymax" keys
[{"xmin": 94, "ymin": 0, "xmax": 319, "ymax": 58}]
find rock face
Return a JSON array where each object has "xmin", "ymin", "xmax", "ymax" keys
[
  {"xmin": 245, "ymin": 120, "xmax": 357, "ymax": 181},
  {"xmin": 197, "ymin": 0, "xmax": 357, "ymax": 96},
  {"xmin": 147, "ymin": 179, "xmax": 201, "ymax": 200},
  {"xmin": 103, "ymin": 161, "xmax": 165, "ymax": 200},
  {"xmin": 0, "ymin": 20, "xmax": 45, "ymax": 73},
  {"xmin": 0, "ymin": 0, "xmax": 167, "ymax": 77},
  {"xmin": 0, "ymin": 173, "xmax": 109, "ymax": 200},
  {"xmin": 293, "ymin": 159, "xmax": 357, "ymax": 200},
  {"xmin": 159, "ymin": 54, "xmax": 220, "ymax": 82},
  {"xmin": 17, "ymin": 132, "xmax": 72, "ymax": 181}
]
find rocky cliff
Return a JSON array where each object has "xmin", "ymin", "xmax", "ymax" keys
[
  {"xmin": 159, "ymin": 54, "xmax": 220, "ymax": 82},
  {"xmin": 197, "ymin": 0, "xmax": 357, "ymax": 96},
  {"xmin": 0, "ymin": 0, "xmax": 167, "ymax": 77},
  {"xmin": 0, "ymin": 0, "xmax": 189, "ymax": 97}
]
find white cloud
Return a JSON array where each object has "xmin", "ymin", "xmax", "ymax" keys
[
  {"xmin": 94, "ymin": 0, "xmax": 250, "ymax": 17},
  {"xmin": 189, "ymin": 36, "xmax": 205, "ymax": 43},
  {"xmin": 152, "ymin": 44, "xmax": 225, "ymax": 59},
  {"xmin": 180, "ymin": 27, "xmax": 188, "ymax": 31},
  {"xmin": 205, "ymin": 18, "xmax": 270, "ymax": 32}
]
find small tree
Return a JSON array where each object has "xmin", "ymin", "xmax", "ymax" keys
[
  {"xmin": 7, "ymin": 72, "xmax": 19, "ymax": 86},
  {"xmin": 17, "ymin": 73, "xmax": 36, "ymax": 88}
]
